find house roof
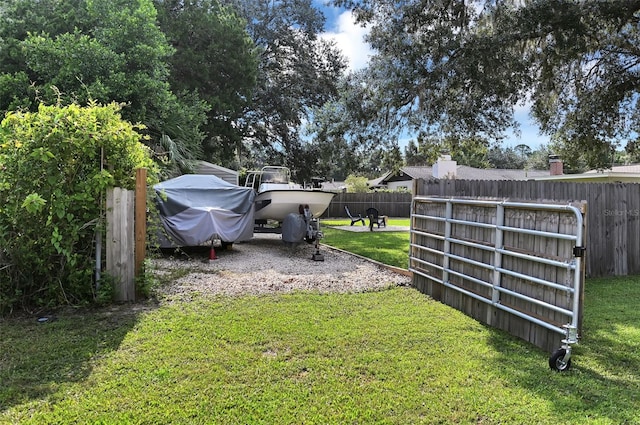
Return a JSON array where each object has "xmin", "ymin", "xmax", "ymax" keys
[
  {"xmin": 191, "ymin": 161, "xmax": 239, "ymax": 185},
  {"xmin": 369, "ymin": 171, "xmax": 392, "ymax": 188},
  {"xmin": 321, "ymin": 181, "xmax": 346, "ymax": 192},
  {"xmin": 455, "ymin": 166, "xmax": 549, "ymax": 180},
  {"xmin": 584, "ymin": 164, "xmax": 640, "ymax": 174},
  {"xmin": 381, "ymin": 165, "xmax": 550, "ymax": 183},
  {"xmin": 531, "ymin": 163, "xmax": 640, "ymax": 182}
]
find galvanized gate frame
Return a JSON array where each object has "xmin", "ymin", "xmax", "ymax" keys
[{"xmin": 409, "ymin": 197, "xmax": 585, "ymax": 370}]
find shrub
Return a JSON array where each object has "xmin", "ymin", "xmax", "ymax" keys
[
  {"xmin": 345, "ymin": 174, "xmax": 370, "ymax": 193},
  {"xmin": 0, "ymin": 101, "xmax": 158, "ymax": 313}
]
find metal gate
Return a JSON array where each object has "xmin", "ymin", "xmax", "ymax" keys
[{"xmin": 409, "ymin": 197, "xmax": 586, "ymax": 371}]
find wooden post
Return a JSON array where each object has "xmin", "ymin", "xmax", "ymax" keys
[
  {"xmin": 135, "ymin": 168, "xmax": 147, "ymax": 280},
  {"xmin": 107, "ymin": 188, "xmax": 135, "ymax": 301}
]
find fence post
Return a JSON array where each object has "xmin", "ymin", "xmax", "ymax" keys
[{"xmin": 135, "ymin": 168, "xmax": 147, "ymax": 280}]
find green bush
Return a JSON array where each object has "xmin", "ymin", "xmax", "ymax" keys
[{"xmin": 0, "ymin": 102, "xmax": 158, "ymax": 314}]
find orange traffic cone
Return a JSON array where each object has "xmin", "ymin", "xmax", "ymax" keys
[{"xmin": 209, "ymin": 246, "xmax": 217, "ymax": 260}]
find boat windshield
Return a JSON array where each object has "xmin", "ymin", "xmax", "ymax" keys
[{"xmin": 259, "ymin": 166, "xmax": 290, "ymax": 185}]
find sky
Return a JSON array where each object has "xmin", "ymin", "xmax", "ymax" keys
[{"xmin": 318, "ymin": 5, "xmax": 550, "ymax": 150}]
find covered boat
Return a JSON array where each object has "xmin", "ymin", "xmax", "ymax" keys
[{"xmin": 154, "ymin": 174, "xmax": 255, "ymax": 247}]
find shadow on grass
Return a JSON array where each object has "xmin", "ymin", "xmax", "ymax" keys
[
  {"xmin": 0, "ymin": 304, "xmax": 150, "ymax": 412},
  {"xmin": 322, "ymin": 225, "xmax": 637, "ymax": 420},
  {"xmin": 482, "ymin": 276, "xmax": 640, "ymax": 423}
]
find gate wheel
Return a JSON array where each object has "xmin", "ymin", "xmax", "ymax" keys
[{"xmin": 549, "ymin": 348, "xmax": 572, "ymax": 372}]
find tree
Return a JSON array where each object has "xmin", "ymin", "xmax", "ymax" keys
[
  {"xmin": 224, "ymin": 0, "xmax": 348, "ymax": 183},
  {"xmin": 447, "ymin": 136, "xmax": 491, "ymax": 169},
  {"xmin": 487, "ymin": 146, "xmax": 526, "ymax": 170},
  {"xmin": 514, "ymin": 144, "xmax": 532, "ymax": 159},
  {"xmin": 381, "ymin": 143, "xmax": 404, "ymax": 174},
  {"xmin": 549, "ymin": 137, "xmax": 616, "ymax": 174},
  {"xmin": 403, "ymin": 133, "xmax": 490, "ymax": 168},
  {"xmin": 153, "ymin": 0, "xmax": 258, "ymax": 166},
  {"xmin": 0, "ymin": 102, "xmax": 158, "ymax": 313},
  {"xmin": 331, "ymin": 0, "xmax": 640, "ymax": 170},
  {"xmin": 404, "ymin": 139, "xmax": 427, "ymax": 166},
  {"xmin": 345, "ymin": 174, "xmax": 370, "ymax": 193},
  {"xmin": 310, "ymin": 70, "xmax": 410, "ymax": 176},
  {"xmin": 303, "ymin": 117, "xmax": 365, "ymax": 181},
  {"xmin": 0, "ymin": 0, "xmax": 94, "ymax": 75},
  {"xmin": 526, "ymin": 145, "xmax": 553, "ymax": 171},
  {"xmin": 0, "ymin": 0, "xmax": 208, "ymax": 175},
  {"xmin": 306, "ymin": 73, "xmax": 396, "ymax": 178}
]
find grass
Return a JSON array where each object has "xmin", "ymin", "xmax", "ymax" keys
[
  {"xmin": 320, "ymin": 218, "xmax": 411, "ymax": 269},
  {"xmin": 322, "ymin": 217, "xmax": 411, "ymax": 228},
  {"xmin": 1, "ymin": 222, "xmax": 640, "ymax": 424}
]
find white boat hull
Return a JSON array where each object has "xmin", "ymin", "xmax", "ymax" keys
[{"xmin": 254, "ymin": 190, "xmax": 335, "ymax": 221}]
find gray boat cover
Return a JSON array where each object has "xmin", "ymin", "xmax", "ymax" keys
[{"xmin": 154, "ymin": 174, "xmax": 255, "ymax": 246}]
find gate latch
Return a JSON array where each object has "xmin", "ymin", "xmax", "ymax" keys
[{"xmin": 573, "ymin": 246, "xmax": 586, "ymax": 257}]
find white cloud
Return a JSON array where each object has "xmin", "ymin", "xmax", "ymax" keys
[
  {"xmin": 321, "ymin": 10, "xmax": 373, "ymax": 71},
  {"xmin": 318, "ymin": 8, "xmax": 547, "ymax": 149}
]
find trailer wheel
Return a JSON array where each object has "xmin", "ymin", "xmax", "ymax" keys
[{"xmin": 549, "ymin": 348, "xmax": 572, "ymax": 371}]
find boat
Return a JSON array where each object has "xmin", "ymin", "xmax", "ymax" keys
[
  {"xmin": 154, "ymin": 174, "xmax": 256, "ymax": 248},
  {"xmin": 245, "ymin": 166, "xmax": 336, "ymax": 222}
]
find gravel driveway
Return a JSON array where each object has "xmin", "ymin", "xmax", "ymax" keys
[{"xmin": 151, "ymin": 233, "xmax": 411, "ymax": 300}]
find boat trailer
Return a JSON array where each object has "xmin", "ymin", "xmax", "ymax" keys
[{"xmin": 279, "ymin": 204, "xmax": 326, "ymax": 261}]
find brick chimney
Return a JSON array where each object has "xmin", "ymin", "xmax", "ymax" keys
[{"xmin": 549, "ymin": 154, "xmax": 563, "ymax": 176}]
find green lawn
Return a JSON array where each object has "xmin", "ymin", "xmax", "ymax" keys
[
  {"xmin": 320, "ymin": 218, "xmax": 410, "ymax": 269},
  {"xmin": 1, "ymin": 221, "xmax": 639, "ymax": 424},
  {"xmin": 322, "ymin": 217, "xmax": 411, "ymax": 228}
]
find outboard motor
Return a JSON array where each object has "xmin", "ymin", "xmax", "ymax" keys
[
  {"xmin": 281, "ymin": 204, "xmax": 325, "ymax": 260},
  {"xmin": 282, "ymin": 212, "xmax": 307, "ymax": 247}
]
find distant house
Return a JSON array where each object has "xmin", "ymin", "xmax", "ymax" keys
[
  {"xmin": 192, "ymin": 161, "xmax": 239, "ymax": 185},
  {"xmin": 375, "ymin": 155, "xmax": 551, "ymax": 190},
  {"xmin": 320, "ymin": 180, "xmax": 347, "ymax": 192},
  {"xmin": 533, "ymin": 160, "xmax": 640, "ymax": 183}
]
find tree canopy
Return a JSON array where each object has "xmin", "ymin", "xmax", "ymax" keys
[
  {"xmin": 0, "ymin": 0, "xmax": 210, "ymax": 176},
  {"xmin": 224, "ymin": 0, "xmax": 348, "ymax": 183},
  {"xmin": 153, "ymin": 0, "xmax": 258, "ymax": 166},
  {"xmin": 5, "ymin": 0, "xmax": 630, "ymax": 180},
  {"xmin": 0, "ymin": 0, "xmax": 350, "ymax": 181},
  {"xmin": 329, "ymin": 0, "xmax": 640, "ymax": 170}
]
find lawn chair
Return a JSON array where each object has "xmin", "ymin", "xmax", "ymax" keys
[
  {"xmin": 345, "ymin": 205, "xmax": 365, "ymax": 226},
  {"xmin": 366, "ymin": 207, "xmax": 387, "ymax": 231}
]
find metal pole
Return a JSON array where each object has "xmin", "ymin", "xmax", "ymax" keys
[{"xmin": 95, "ymin": 222, "xmax": 102, "ymax": 291}]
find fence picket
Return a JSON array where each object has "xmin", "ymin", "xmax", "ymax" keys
[{"xmin": 106, "ymin": 188, "xmax": 135, "ymax": 302}]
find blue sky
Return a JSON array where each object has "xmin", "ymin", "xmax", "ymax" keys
[{"xmin": 317, "ymin": 4, "xmax": 549, "ymax": 150}]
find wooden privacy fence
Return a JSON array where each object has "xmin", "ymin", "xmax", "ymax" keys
[
  {"xmin": 105, "ymin": 169, "xmax": 147, "ymax": 302},
  {"xmin": 106, "ymin": 187, "xmax": 135, "ymax": 301},
  {"xmin": 410, "ymin": 197, "xmax": 586, "ymax": 354},
  {"xmin": 418, "ymin": 178, "xmax": 640, "ymax": 277},
  {"xmin": 324, "ymin": 192, "xmax": 412, "ymax": 218}
]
